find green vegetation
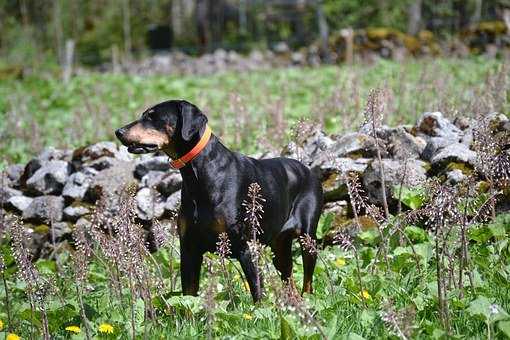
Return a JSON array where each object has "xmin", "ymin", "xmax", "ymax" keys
[
  {"xmin": 1, "ymin": 187, "xmax": 510, "ymax": 339},
  {"xmin": 1, "ymin": 57, "xmax": 507, "ymax": 165},
  {"xmin": 1, "ymin": 57, "xmax": 509, "ymax": 338}
]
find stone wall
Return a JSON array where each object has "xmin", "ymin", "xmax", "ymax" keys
[{"xmin": 1, "ymin": 112, "xmax": 509, "ymax": 256}]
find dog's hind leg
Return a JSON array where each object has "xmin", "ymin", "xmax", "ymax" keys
[
  {"xmin": 300, "ymin": 238, "xmax": 317, "ymax": 294},
  {"xmin": 294, "ymin": 193, "xmax": 322, "ymax": 295},
  {"xmin": 271, "ymin": 231, "xmax": 294, "ymax": 283}
]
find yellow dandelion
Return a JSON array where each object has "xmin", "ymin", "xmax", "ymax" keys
[
  {"xmin": 65, "ymin": 325, "xmax": 81, "ymax": 334},
  {"xmin": 7, "ymin": 334, "xmax": 21, "ymax": 340},
  {"xmin": 334, "ymin": 257, "xmax": 346, "ymax": 268},
  {"xmin": 0, "ymin": 319, "xmax": 4, "ymax": 331},
  {"xmin": 243, "ymin": 313, "xmax": 253, "ymax": 320},
  {"xmin": 98, "ymin": 323, "xmax": 114, "ymax": 334},
  {"xmin": 361, "ymin": 290, "xmax": 371, "ymax": 300}
]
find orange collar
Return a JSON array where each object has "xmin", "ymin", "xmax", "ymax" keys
[{"xmin": 170, "ymin": 125, "xmax": 212, "ymax": 170}]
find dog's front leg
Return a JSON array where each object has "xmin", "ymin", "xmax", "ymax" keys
[
  {"xmin": 180, "ymin": 244, "xmax": 203, "ymax": 296},
  {"xmin": 238, "ymin": 248, "xmax": 263, "ymax": 302}
]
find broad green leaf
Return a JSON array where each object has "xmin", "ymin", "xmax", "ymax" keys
[
  {"xmin": 489, "ymin": 222, "xmax": 506, "ymax": 238},
  {"xmin": 347, "ymin": 333, "xmax": 366, "ymax": 340},
  {"xmin": 360, "ymin": 309, "xmax": 376, "ymax": 328},
  {"xmin": 326, "ymin": 315, "xmax": 339, "ymax": 339},
  {"xmin": 280, "ymin": 316, "xmax": 296, "ymax": 340},
  {"xmin": 35, "ymin": 259, "xmax": 57, "ymax": 274},
  {"xmin": 498, "ymin": 320, "xmax": 510, "ymax": 338},
  {"xmin": 467, "ymin": 296, "xmax": 509, "ymax": 321},
  {"xmin": 393, "ymin": 186, "xmax": 425, "ymax": 210},
  {"xmin": 469, "ymin": 225, "xmax": 492, "ymax": 243},
  {"xmin": 317, "ymin": 213, "xmax": 334, "ymax": 239},
  {"xmin": 431, "ymin": 328, "xmax": 446, "ymax": 339},
  {"xmin": 404, "ymin": 226, "xmax": 428, "ymax": 243},
  {"xmin": 358, "ymin": 229, "xmax": 379, "ymax": 246}
]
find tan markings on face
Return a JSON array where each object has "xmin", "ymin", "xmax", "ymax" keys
[
  {"xmin": 161, "ymin": 124, "xmax": 178, "ymax": 158},
  {"xmin": 124, "ymin": 122, "xmax": 169, "ymax": 146}
]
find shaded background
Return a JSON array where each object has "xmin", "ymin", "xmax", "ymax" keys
[{"xmin": 1, "ymin": 0, "xmax": 510, "ymax": 69}]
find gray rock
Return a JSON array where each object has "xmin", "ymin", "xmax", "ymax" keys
[
  {"xmin": 446, "ymin": 169, "xmax": 467, "ymax": 185},
  {"xmin": 165, "ymin": 191, "xmax": 181, "ymax": 213},
  {"xmin": 135, "ymin": 187, "xmax": 165, "ymax": 220},
  {"xmin": 25, "ymin": 160, "xmax": 72, "ymax": 195},
  {"xmin": 430, "ymin": 143, "xmax": 477, "ymax": 171},
  {"xmin": 316, "ymin": 158, "xmax": 370, "ymax": 202},
  {"xmin": 63, "ymin": 205, "xmax": 90, "ymax": 222},
  {"xmin": 156, "ymin": 172, "xmax": 182, "ymax": 196},
  {"xmin": 86, "ymin": 156, "xmax": 117, "ymax": 171},
  {"xmin": 62, "ymin": 170, "xmax": 96, "ymax": 202},
  {"xmin": 140, "ymin": 171, "xmax": 166, "ymax": 189},
  {"xmin": 115, "ymin": 146, "xmax": 134, "ymax": 161},
  {"xmin": 460, "ymin": 128, "xmax": 474, "ymax": 146},
  {"xmin": 80, "ymin": 141, "xmax": 118, "ymax": 161},
  {"xmin": 51, "ymin": 222, "xmax": 73, "ymax": 239},
  {"xmin": 281, "ymin": 126, "xmax": 334, "ymax": 166},
  {"xmin": 273, "ymin": 41, "xmax": 290, "ymax": 54},
  {"xmin": 362, "ymin": 159, "xmax": 428, "ymax": 208},
  {"xmin": 380, "ymin": 127, "xmax": 426, "ymax": 159},
  {"xmin": 134, "ymin": 156, "xmax": 171, "ymax": 179},
  {"xmin": 332, "ymin": 132, "xmax": 381, "ymax": 158},
  {"xmin": 504, "ymin": 121, "xmax": 510, "ymax": 132},
  {"xmin": 453, "ymin": 117, "xmax": 471, "ymax": 130},
  {"xmin": 4, "ymin": 164, "xmax": 24, "ymax": 186},
  {"xmin": 421, "ymin": 137, "xmax": 452, "ymax": 161},
  {"xmin": 87, "ymin": 159, "xmax": 136, "ymax": 204},
  {"xmin": 416, "ymin": 112, "xmax": 461, "ymax": 140},
  {"xmin": 75, "ymin": 217, "xmax": 92, "ymax": 230},
  {"xmin": 38, "ymin": 147, "xmax": 73, "ymax": 162},
  {"xmin": 22, "ymin": 196, "xmax": 65, "ymax": 223},
  {"xmin": 20, "ymin": 158, "xmax": 44, "ymax": 186},
  {"xmin": 6, "ymin": 195, "xmax": 33, "ymax": 214},
  {"xmin": 0, "ymin": 187, "xmax": 22, "ymax": 204}
]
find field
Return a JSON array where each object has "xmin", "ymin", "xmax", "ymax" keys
[
  {"xmin": 1, "ymin": 57, "xmax": 510, "ymax": 339},
  {"xmin": 1, "ymin": 57, "xmax": 507, "ymax": 164}
]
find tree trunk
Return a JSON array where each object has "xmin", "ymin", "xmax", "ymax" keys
[
  {"xmin": 62, "ymin": 39, "xmax": 75, "ymax": 83},
  {"xmin": 316, "ymin": 0, "xmax": 330, "ymax": 63},
  {"xmin": 239, "ymin": 0, "xmax": 247, "ymax": 34},
  {"xmin": 407, "ymin": 0, "xmax": 422, "ymax": 35},
  {"xmin": 53, "ymin": 0, "xmax": 64, "ymax": 65},
  {"xmin": 171, "ymin": 0, "xmax": 184, "ymax": 38},
  {"xmin": 471, "ymin": 0, "xmax": 482, "ymax": 25},
  {"xmin": 196, "ymin": 0, "xmax": 209, "ymax": 53},
  {"xmin": 122, "ymin": 0, "xmax": 132, "ymax": 59}
]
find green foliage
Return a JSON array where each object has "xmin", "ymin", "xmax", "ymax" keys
[
  {"xmin": 393, "ymin": 185, "xmax": 426, "ymax": 210},
  {"xmin": 0, "ymin": 212, "xmax": 509, "ymax": 338},
  {"xmin": 1, "ymin": 57, "xmax": 506, "ymax": 165}
]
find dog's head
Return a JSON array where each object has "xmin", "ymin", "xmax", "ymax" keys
[{"xmin": 115, "ymin": 100, "xmax": 208, "ymax": 155}]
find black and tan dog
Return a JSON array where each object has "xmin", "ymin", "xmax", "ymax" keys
[{"xmin": 115, "ymin": 100, "xmax": 323, "ymax": 302}]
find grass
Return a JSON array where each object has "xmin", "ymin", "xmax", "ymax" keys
[
  {"xmin": 0, "ymin": 57, "xmax": 509, "ymax": 339},
  {"xmin": 1, "ymin": 194, "xmax": 510, "ymax": 339},
  {"xmin": 0, "ymin": 57, "xmax": 507, "ymax": 165}
]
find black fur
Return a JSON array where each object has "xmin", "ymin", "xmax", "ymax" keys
[{"xmin": 116, "ymin": 100, "xmax": 323, "ymax": 302}]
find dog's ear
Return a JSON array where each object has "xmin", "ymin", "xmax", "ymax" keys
[{"xmin": 179, "ymin": 100, "xmax": 208, "ymax": 141}]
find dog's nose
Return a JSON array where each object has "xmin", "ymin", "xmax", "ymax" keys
[{"xmin": 115, "ymin": 128, "xmax": 126, "ymax": 140}]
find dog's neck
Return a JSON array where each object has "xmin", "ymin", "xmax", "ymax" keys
[{"xmin": 163, "ymin": 132, "xmax": 236, "ymax": 202}]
